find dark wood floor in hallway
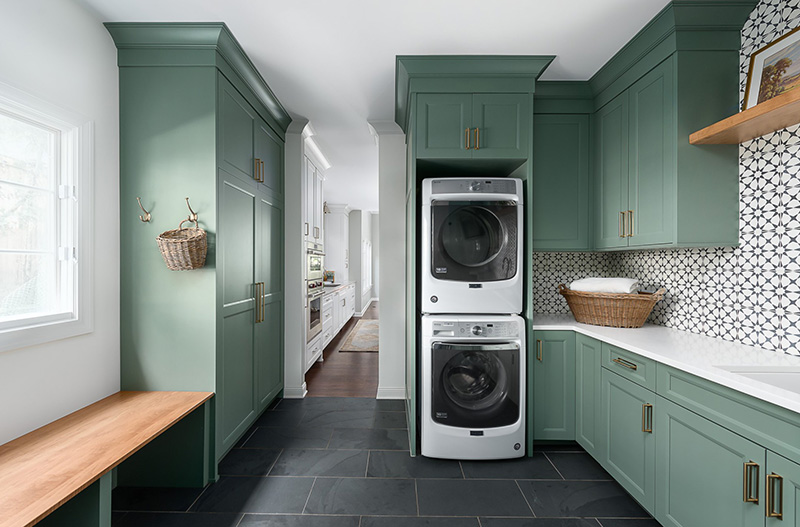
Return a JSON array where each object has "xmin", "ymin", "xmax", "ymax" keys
[{"xmin": 305, "ymin": 301, "xmax": 379, "ymax": 397}]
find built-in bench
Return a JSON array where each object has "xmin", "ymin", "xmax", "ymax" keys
[{"xmin": 0, "ymin": 391, "xmax": 213, "ymax": 527}]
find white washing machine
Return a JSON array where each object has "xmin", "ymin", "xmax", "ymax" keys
[
  {"xmin": 421, "ymin": 314, "xmax": 525, "ymax": 460},
  {"xmin": 421, "ymin": 178, "xmax": 523, "ymax": 315}
]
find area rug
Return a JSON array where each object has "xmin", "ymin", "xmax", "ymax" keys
[{"xmin": 339, "ymin": 319, "xmax": 379, "ymax": 352}]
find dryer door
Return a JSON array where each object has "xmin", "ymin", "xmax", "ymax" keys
[
  {"xmin": 431, "ymin": 200, "xmax": 518, "ymax": 282},
  {"xmin": 431, "ymin": 342, "xmax": 520, "ymax": 428}
]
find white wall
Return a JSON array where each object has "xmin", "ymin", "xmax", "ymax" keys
[
  {"xmin": 371, "ymin": 213, "xmax": 380, "ymax": 299},
  {"xmin": 369, "ymin": 121, "xmax": 406, "ymax": 399},
  {"xmin": 0, "ymin": 0, "xmax": 120, "ymax": 443}
]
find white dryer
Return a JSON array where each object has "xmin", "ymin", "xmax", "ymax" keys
[
  {"xmin": 421, "ymin": 314, "xmax": 525, "ymax": 460},
  {"xmin": 421, "ymin": 178, "xmax": 523, "ymax": 314}
]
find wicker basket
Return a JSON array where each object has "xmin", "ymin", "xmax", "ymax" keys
[
  {"xmin": 156, "ymin": 219, "xmax": 207, "ymax": 271},
  {"xmin": 558, "ymin": 283, "xmax": 665, "ymax": 328}
]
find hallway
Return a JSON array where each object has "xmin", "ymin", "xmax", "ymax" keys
[{"xmin": 305, "ymin": 301, "xmax": 379, "ymax": 397}]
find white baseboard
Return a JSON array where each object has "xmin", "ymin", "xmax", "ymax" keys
[
  {"xmin": 282, "ymin": 383, "xmax": 308, "ymax": 399},
  {"xmin": 376, "ymin": 386, "xmax": 406, "ymax": 399},
  {"xmin": 372, "ymin": 297, "xmax": 379, "ymax": 302}
]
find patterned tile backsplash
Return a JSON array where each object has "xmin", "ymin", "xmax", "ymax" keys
[{"xmin": 533, "ymin": 0, "xmax": 800, "ymax": 357}]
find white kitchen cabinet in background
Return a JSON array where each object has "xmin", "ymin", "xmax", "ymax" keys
[
  {"xmin": 324, "ymin": 204, "xmax": 350, "ymax": 283},
  {"xmin": 303, "ymin": 156, "xmax": 325, "ymax": 245}
]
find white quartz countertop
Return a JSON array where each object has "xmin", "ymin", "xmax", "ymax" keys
[
  {"xmin": 321, "ymin": 281, "xmax": 355, "ymax": 295},
  {"xmin": 532, "ymin": 314, "xmax": 800, "ymax": 414}
]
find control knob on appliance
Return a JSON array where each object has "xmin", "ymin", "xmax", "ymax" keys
[
  {"xmin": 471, "ymin": 325, "xmax": 483, "ymax": 336},
  {"xmin": 469, "ymin": 181, "xmax": 481, "ymax": 192}
]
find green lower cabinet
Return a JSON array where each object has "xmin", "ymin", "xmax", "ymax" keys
[
  {"xmin": 532, "ymin": 331, "xmax": 576, "ymax": 441},
  {"xmin": 600, "ymin": 367, "xmax": 656, "ymax": 513},
  {"xmin": 767, "ymin": 451, "xmax": 800, "ymax": 526},
  {"xmin": 655, "ymin": 395, "xmax": 765, "ymax": 527},
  {"xmin": 575, "ymin": 334, "xmax": 602, "ymax": 457}
]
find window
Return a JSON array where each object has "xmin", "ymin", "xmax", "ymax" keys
[{"xmin": 0, "ymin": 82, "xmax": 93, "ymax": 351}]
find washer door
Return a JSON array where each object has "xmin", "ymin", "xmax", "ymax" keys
[
  {"xmin": 431, "ymin": 342, "xmax": 520, "ymax": 429},
  {"xmin": 431, "ymin": 200, "xmax": 518, "ymax": 282}
]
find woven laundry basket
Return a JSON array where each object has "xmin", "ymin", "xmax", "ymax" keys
[
  {"xmin": 156, "ymin": 219, "xmax": 207, "ymax": 271},
  {"xmin": 558, "ymin": 283, "xmax": 665, "ymax": 328}
]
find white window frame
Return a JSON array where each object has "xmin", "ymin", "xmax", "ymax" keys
[{"xmin": 0, "ymin": 81, "xmax": 94, "ymax": 352}]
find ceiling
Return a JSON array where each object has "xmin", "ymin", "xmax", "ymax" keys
[{"xmin": 78, "ymin": 0, "xmax": 671, "ymax": 212}]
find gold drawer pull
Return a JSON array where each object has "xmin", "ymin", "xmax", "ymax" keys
[
  {"xmin": 619, "ymin": 211, "xmax": 625, "ymax": 238},
  {"xmin": 612, "ymin": 357, "xmax": 638, "ymax": 371},
  {"xmin": 766, "ymin": 473, "xmax": 783, "ymax": 518},
  {"xmin": 641, "ymin": 403, "xmax": 653, "ymax": 433},
  {"xmin": 536, "ymin": 339, "xmax": 543, "ymax": 362},
  {"xmin": 627, "ymin": 209, "xmax": 634, "ymax": 237},
  {"xmin": 475, "ymin": 127, "xmax": 479, "ymax": 150},
  {"xmin": 465, "ymin": 128, "xmax": 470, "ymax": 150},
  {"xmin": 743, "ymin": 461, "xmax": 760, "ymax": 504}
]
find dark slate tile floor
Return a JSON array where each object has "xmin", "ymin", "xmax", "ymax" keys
[{"xmin": 112, "ymin": 397, "xmax": 660, "ymax": 527}]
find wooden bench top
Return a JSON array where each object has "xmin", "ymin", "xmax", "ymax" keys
[{"xmin": 0, "ymin": 391, "xmax": 213, "ymax": 527}]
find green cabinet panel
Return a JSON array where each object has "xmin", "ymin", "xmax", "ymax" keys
[
  {"xmin": 627, "ymin": 58, "xmax": 674, "ymax": 247},
  {"xmin": 655, "ymin": 395, "xmax": 765, "ymax": 527},
  {"xmin": 575, "ymin": 334, "xmax": 602, "ymax": 457},
  {"xmin": 532, "ymin": 114, "xmax": 590, "ymax": 251},
  {"xmin": 532, "ymin": 331, "xmax": 576, "ymax": 441},
  {"xmin": 416, "ymin": 93, "xmax": 472, "ymax": 158},
  {"xmin": 220, "ymin": 79, "xmax": 257, "ymax": 185},
  {"xmin": 601, "ymin": 368, "xmax": 656, "ymax": 513},
  {"xmin": 768, "ymin": 451, "xmax": 800, "ymax": 526},
  {"xmin": 594, "ymin": 91, "xmax": 629, "ymax": 249},
  {"xmin": 472, "ymin": 93, "xmax": 530, "ymax": 159},
  {"xmin": 255, "ymin": 119, "xmax": 284, "ymax": 198}
]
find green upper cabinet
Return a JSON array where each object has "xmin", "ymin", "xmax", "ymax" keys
[
  {"xmin": 532, "ymin": 114, "xmax": 590, "ymax": 251},
  {"xmin": 416, "ymin": 93, "xmax": 530, "ymax": 159},
  {"xmin": 575, "ymin": 334, "xmax": 602, "ymax": 457},
  {"xmin": 255, "ymin": 119, "xmax": 284, "ymax": 199},
  {"xmin": 532, "ymin": 331, "xmax": 576, "ymax": 441},
  {"xmin": 220, "ymin": 79, "xmax": 258, "ymax": 186},
  {"xmin": 767, "ymin": 451, "xmax": 800, "ymax": 526},
  {"xmin": 594, "ymin": 91, "xmax": 629, "ymax": 249}
]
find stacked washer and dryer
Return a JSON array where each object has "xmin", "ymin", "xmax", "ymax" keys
[{"xmin": 420, "ymin": 178, "xmax": 526, "ymax": 460}]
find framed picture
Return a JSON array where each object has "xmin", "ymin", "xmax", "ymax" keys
[{"xmin": 744, "ymin": 25, "xmax": 800, "ymax": 110}]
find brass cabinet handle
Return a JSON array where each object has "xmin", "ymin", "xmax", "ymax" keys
[
  {"xmin": 260, "ymin": 160, "xmax": 265, "ymax": 183},
  {"xmin": 619, "ymin": 211, "xmax": 625, "ymax": 238},
  {"xmin": 254, "ymin": 282, "xmax": 260, "ymax": 323},
  {"xmin": 612, "ymin": 357, "xmax": 638, "ymax": 371},
  {"xmin": 627, "ymin": 209, "xmax": 634, "ymax": 237},
  {"xmin": 465, "ymin": 128, "xmax": 470, "ymax": 150},
  {"xmin": 254, "ymin": 158, "xmax": 261, "ymax": 182},
  {"xmin": 536, "ymin": 339, "xmax": 543, "ymax": 361},
  {"xmin": 305, "ymin": 223, "xmax": 309, "ymax": 236},
  {"xmin": 766, "ymin": 473, "xmax": 783, "ymax": 518},
  {"xmin": 474, "ymin": 127, "xmax": 480, "ymax": 150},
  {"xmin": 743, "ymin": 462, "xmax": 760, "ymax": 504},
  {"xmin": 641, "ymin": 403, "xmax": 653, "ymax": 433}
]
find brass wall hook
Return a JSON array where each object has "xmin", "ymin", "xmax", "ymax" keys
[
  {"xmin": 185, "ymin": 197, "xmax": 198, "ymax": 223},
  {"xmin": 136, "ymin": 197, "xmax": 152, "ymax": 223}
]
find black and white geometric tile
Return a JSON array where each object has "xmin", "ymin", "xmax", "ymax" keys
[{"xmin": 533, "ymin": 0, "xmax": 800, "ymax": 357}]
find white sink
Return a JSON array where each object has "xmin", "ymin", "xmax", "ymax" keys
[{"xmin": 715, "ymin": 365, "xmax": 800, "ymax": 396}]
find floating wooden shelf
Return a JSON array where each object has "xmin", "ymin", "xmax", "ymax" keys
[{"xmin": 690, "ymin": 88, "xmax": 800, "ymax": 145}]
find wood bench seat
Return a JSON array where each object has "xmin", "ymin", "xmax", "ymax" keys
[{"xmin": 0, "ymin": 391, "xmax": 213, "ymax": 527}]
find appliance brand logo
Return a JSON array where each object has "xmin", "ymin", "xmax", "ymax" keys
[
  {"xmin": 435, "ymin": 412, "xmax": 448, "ymax": 419},
  {"xmin": 435, "ymin": 267, "xmax": 447, "ymax": 274}
]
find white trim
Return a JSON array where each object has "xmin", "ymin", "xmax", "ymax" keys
[
  {"xmin": 326, "ymin": 203, "xmax": 351, "ymax": 215},
  {"xmin": 0, "ymin": 82, "xmax": 94, "ymax": 353},
  {"xmin": 282, "ymin": 383, "xmax": 308, "ymax": 399},
  {"xmin": 301, "ymin": 122, "xmax": 332, "ymax": 170},
  {"xmin": 371, "ymin": 297, "xmax": 379, "ymax": 302},
  {"xmin": 376, "ymin": 387, "xmax": 406, "ymax": 399},
  {"xmin": 355, "ymin": 298, "xmax": 373, "ymax": 318}
]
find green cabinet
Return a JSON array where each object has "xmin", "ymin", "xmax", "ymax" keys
[
  {"xmin": 655, "ymin": 395, "xmax": 765, "ymax": 527},
  {"xmin": 594, "ymin": 92, "xmax": 629, "ymax": 249},
  {"xmin": 767, "ymin": 452, "xmax": 800, "ymax": 526},
  {"xmin": 532, "ymin": 331, "xmax": 576, "ymax": 441},
  {"xmin": 575, "ymin": 334, "xmax": 602, "ymax": 457},
  {"xmin": 416, "ymin": 93, "xmax": 530, "ymax": 159},
  {"xmin": 532, "ymin": 114, "xmax": 591, "ymax": 251},
  {"xmin": 601, "ymin": 367, "xmax": 656, "ymax": 513}
]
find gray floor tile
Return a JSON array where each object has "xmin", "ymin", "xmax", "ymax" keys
[
  {"xmin": 269, "ymin": 449, "xmax": 369, "ymax": 477},
  {"xmin": 480, "ymin": 518, "xmax": 600, "ymax": 527},
  {"xmin": 218, "ymin": 448, "xmax": 282, "ymax": 476},
  {"xmin": 534, "ymin": 443, "xmax": 585, "ymax": 453},
  {"xmin": 113, "ymin": 512, "xmax": 242, "ymax": 527},
  {"xmin": 112, "ymin": 486, "xmax": 204, "ymax": 512},
  {"xmin": 545, "ymin": 453, "xmax": 612, "ymax": 480},
  {"xmin": 416, "ymin": 479, "xmax": 533, "ymax": 517},
  {"xmin": 191, "ymin": 476, "xmax": 314, "ymax": 513},
  {"xmin": 374, "ymin": 411, "xmax": 408, "ymax": 429},
  {"xmin": 367, "ymin": 450, "xmax": 463, "ymax": 478},
  {"xmin": 244, "ymin": 426, "xmax": 333, "ymax": 449},
  {"xmin": 304, "ymin": 477, "xmax": 417, "ymax": 515},
  {"xmin": 460, "ymin": 453, "xmax": 561, "ymax": 480},
  {"xmin": 596, "ymin": 520, "xmax": 659, "ymax": 527},
  {"xmin": 255, "ymin": 409, "xmax": 307, "ymax": 427},
  {"xmin": 517, "ymin": 480, "xmax": 648, "ymax": 518},
  {"xmin": 362, "ymin": 518, "xmax": 480, "ymax": 527},
  {"xmin": 328, "ymin": 428, "xmax": 409, "ymax": 450},
  {"xmin": 239, "ymin": 514, "xmax": 360, "ymax": 527},
  {"xmin": 300, "ymin": 409, "xmax": 378, "ymax": 428},
  {"xmin": 278, "ymin": 398, "xmax": 380, "ymax": 411},
  {"xmin": 376, "ymin": 400, "xmax": 406, "ymax": 411}
]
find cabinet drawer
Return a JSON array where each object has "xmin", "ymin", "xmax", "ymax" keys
[
  {"xmin": 322, "ymin": 307, "xmax": 333, "ymax": 330},
  {"xmin": 602, "ymin": 343, "xmax": 656, "ymax": 391},
  {"xmin": 322, "ymin": 294, "xmax": 333, "ymax": 308}
]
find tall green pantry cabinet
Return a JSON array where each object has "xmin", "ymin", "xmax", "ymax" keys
[{"xmin": 107, "ymin": 23, "xmax": 289, "ymax": 476}]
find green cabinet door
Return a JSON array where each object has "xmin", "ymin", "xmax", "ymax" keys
[
  {"xmin": 655, "ymin": 395, "xmax": 765, "ymax": 527},
  {"xmin": 255, "ymin": 118, "xmax": 284, "ymax": 198},
  {"xmin": 627, "ymin": 58, "xmax": 674, "ymax": 247},
  {"xmin": 575, "ymin": 334, "xmax": 602, "ymax": 457},
  {"xmin": 767, "ymin": 451, "xmax": 800, "ymax": 526},
  {"xmin": 472, "ymin": 93, "xmax": 530, "ymax": 159},
  {"xmin": 532, "ymin": 114, "xmax": 590, "ymax": 250},
  {"xmin": 218, "ymin": 174, "xmax": 258, "ymax": 455},
  {"xmin": 219, "ymin": 76, "xmax": 257, "ymax": 186},
  {"xmin": 416, "ymin": 93, "xmax": 472, "ymax": 158},
  {"xmin": 601, "ymin": 368, "xmax": 656, "ymax": 513},
  {"xmin": 594, "ymin": 92, "xmax": 629, "ymax": 249},
  {"xmin": 532, "ymin": 331, "xmax": 576, "ymax": 441},
  {"xmin": 255, "ymin": 192, "xmax": 284, "ymax": 411}
]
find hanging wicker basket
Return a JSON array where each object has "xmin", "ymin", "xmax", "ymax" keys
[
  {"xmin": 558, "ymin": 283, "xmax": 665, "ymax": 328},
  {"xmin": 156, "ymin": 219, "xmax": 207, "ymax": 271}
]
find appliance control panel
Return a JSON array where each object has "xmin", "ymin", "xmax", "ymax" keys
[
  {"xmin": 431, "ymin": 179, "xmax": 517, "ymax": 195},
  {"xmin": 431, "ymin": 321, "xmax": 519, "ymax": 338}
]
